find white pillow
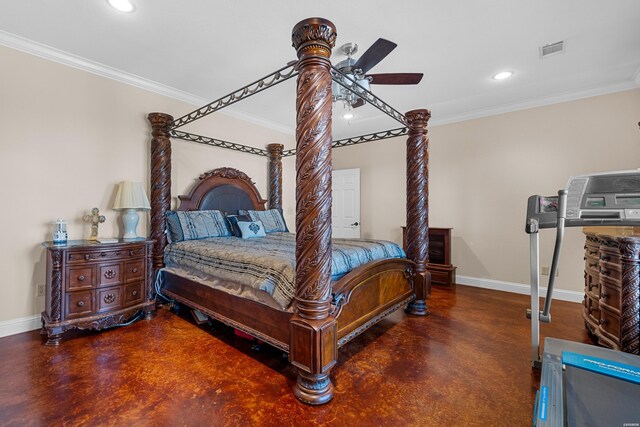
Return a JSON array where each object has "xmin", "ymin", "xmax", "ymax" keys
[{"xmin": 238, "ymin": 220, "xmax": 266, "ymax": 239}]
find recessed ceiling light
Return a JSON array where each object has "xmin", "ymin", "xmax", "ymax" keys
[
  {"xmin": 493, "ymin": 71, "xmax": 513, "ymax": 80},
  {"xmin": 107, "ymin": 0, "xmax": 134, "ymax": 13},
  {"xmin": 343, "ymin": 112, "xmax": 354, "ymax": 120}
]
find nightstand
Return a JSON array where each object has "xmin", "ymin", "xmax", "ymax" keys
[
  {"xmin": 41, "ymin": 239, "xmax": 154, "ymax": 345},
  {"xmin": 402, "ymin": 226, "xmax": 457, "ymax": 287}
]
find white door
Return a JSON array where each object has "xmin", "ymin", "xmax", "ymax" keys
[{"xmin": 332, "ymin": 168, "xmax": 361, "ymax": 238}]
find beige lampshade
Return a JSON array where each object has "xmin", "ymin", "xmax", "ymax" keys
[{"xmin": 113, "ymin": 181, "xmax": 151, "ymax": 210}]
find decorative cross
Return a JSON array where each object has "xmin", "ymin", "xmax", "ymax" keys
[{"xmin": 82, "ymin": 207, "xmax": 106, "ymax": 241}]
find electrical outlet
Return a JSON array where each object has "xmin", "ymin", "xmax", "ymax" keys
[
  {"xmin": 540, "ymin": 266, "xmax": 559, "ymax": 277},
  {"xmin": 37, "ymin": 284, "xmax": 45, "ymax": 297}
]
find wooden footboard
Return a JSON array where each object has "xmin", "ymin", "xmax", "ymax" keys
[
  {"xmin": 331, "ymin": 259, "xmax": 415, "ymax": 347},
  {"xmin": 161, "ymin": 271, "xmax": 292, "ymax": 352},
  {"xmin": 161, "ymin": 259, "xmax": 414, "ymax": 352}
]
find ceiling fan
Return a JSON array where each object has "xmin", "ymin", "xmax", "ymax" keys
[{"xmin": 332, "ymin": 38, "xmax": 423, "ymax": 109}]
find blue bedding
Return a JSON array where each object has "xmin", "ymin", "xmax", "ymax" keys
[{"xmin": 164, "ymin": 232, "xmax": 405, "ymax": 309}]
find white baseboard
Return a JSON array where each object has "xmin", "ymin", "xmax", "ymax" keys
[
  {"xmin": 0, "ymin": 275, "xmax": 584, "ymax": 338},
  {"xmin": 0, "ymin": 315, "xmax": 41, "ymax": 338},
  {"xmin": 456, "ymin": 275, "xmax": 584, "ymax": 303}
]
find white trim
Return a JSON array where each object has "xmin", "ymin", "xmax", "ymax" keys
[
  {"xmin": 430, "ymin": 80, "xmax": 640, "ymax": 127},
  {"xmin": 0, "ymin": 315, "xmax": 41, "ymax": 338},
  {"xmin": 633, "ymin": 66, "xmax": 640, "ymax": 84},
  {"xmin": 1, "ymin": 30, "xmax": 637, "ymax": 140},
  {"xmin": 0, "ymin": 30, "xmax": 208, "ymax": 107},
  {"xmin": 0, "ymin": 30, "xmax": 294, "ymax": 136},
  {"xmin": 221, "ymin": 108, "xmax": 293, "ymax": 136},
  {"xmin": 456, "ymin": 275, "xmax": 584, "ymax": 303}
]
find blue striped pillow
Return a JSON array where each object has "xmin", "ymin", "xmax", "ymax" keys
[
  {"xmin": 165, "ymin": 210, "xmax": 231, "ymax": 242},
  {"xmin": 244, "ymin": 209, "xmax": 288, "ymax": 233}
]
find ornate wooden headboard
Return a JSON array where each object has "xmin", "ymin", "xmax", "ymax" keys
[{"xmin": 177, "ymin": 167, "xmax": 267, "ymax": 213}]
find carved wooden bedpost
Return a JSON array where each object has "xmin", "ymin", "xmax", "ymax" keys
[
  {"xmin": 267, "ymin": 143, "xmax": 284, "ymax": 211},
  {"xmin": 290, "ymin": 17, "xmax": 337, "ymax": 405},
  {"xmin": 147, "ymin": 112, "xmax": 174, "ymax": 274},
  {"xmin": 618, "ymin": 236, "xmax": 640, "ymax": 354},
  {"xmin": 405, "ymin": 109, "xmax": 431, "ymax": 316}
]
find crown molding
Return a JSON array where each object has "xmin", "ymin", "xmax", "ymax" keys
[
  {"xmin": 1, "ymin": 29, "xmax": 637, "ymax": 136},
  {"xmin": 0, "ymin": 30, "xmax": 210, "ymax": 106},
  {"xmin": 633, "ymin": 65, "xmax": 640, "ymax": 84},
  {"xmin": 0, "ymin": 30, "xmax": 294, "ymax": 136},
  {"xmin": 430, "ymin": 79, "xmax": 640, "ymax": 127},
  {"xmin": 219, "ymin": 107, "xmax": 294, "ymax": 136}
]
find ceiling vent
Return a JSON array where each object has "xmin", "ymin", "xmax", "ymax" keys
[{"xmin": 539, "ymin": 41, "xmax": 565, "ymax": 58}]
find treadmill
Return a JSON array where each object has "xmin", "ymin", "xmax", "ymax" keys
[{"xmin": 525, "ymin": 170, "xmax": 640, "ymax": 426}]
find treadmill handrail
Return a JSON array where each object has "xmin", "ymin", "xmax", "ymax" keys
[{"xmin": 541, "ymin": 190, "xmax": 567, "ymax": 319}]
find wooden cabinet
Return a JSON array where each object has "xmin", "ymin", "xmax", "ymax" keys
[
  {"xmin": 41, "ymin": 239, "xmax": 154, "ymax": 345},
  {"xmin": 402, "ymin": 227, "xmax": 456, "ymax": 287},
  {"xmin": 583, "ymin": 228, "xmax": 640, "ymax": 355}
]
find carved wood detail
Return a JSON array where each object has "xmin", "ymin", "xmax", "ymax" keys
[
  {"xmin": 290, "ymin": 17, "xmax": 337, "ymax": 406},
  {"xmin": 405, "ymin": 109, "xmax": 431, "ymax": 316},
  {"xmin": 148, "ymin": 112, "xmax": 174, "ymax": 273},
  {"xmin": 267, "ymin": 143, "xmax": 284, "ymax": 211},
  {"xmin": 199, "ymin": 167, "xmax": 255, "ymax": 184},
  {"xmin": 177, "ymin": 167, "xmax": 267, "ymax": 212},
  {"xmin": 145, "ymin": 241, "xmax": 154, "ymax": 305},
  {"xmin": 618, "ymin": 237, "xmax": 640, "ymax": 354},
  {"xmin": 50, "ymin": 249, "xmax": 63, "ymax": 322}
]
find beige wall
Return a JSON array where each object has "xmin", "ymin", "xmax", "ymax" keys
[
  {"xmin": 334, "ymin": 89, "xmax": 640, "ymax": 294},
  {"xmin": 0, "ymin": 45, "xmax": 294, "ymax": 324}
]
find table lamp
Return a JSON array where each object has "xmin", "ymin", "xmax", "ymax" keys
[{"xmin": 113, "ymin": 181, "xmax": 151, "ymax": 239}]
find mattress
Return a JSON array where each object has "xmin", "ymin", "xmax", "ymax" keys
[{"xmin": 163, "ymin": 232, "xmax": 405, "ymax": 310}]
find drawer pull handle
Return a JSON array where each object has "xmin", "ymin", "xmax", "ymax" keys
[
  {"xmin": 103, "ymin": 294, "xmax": 116, "ymax": 304},
  {"xmin": 132, "ymin": 290, "xmax": 138, "ymax": 296},
  {"xmin": 588, "ymin": 262, "xmax": 597, "ymax": 268},
  {"xmin": 600, "ymin": 255, "xmax": 610, "ymax": 261},
  {"xmin": 84, "ymin": 254, "xmax": 90, "ymax": 261},
  {"xmin": 600, "ymin": 293, "xmax": 608, "ymax": 299},
  {"xmin": 600, "ymin": 269, "xmax": 610, "ymax": 276},
  {"xmin": 132, "ymin": 268, "xmax": 138, "ymax": 273},
  {"xmin": 104, "ymin": 270, "xmax": 116, "ymax": 279},
  {"xmin": 77, "ymin": 301, "xmax": 85, "ymax": 307},
  {"xmin": 599, "ymin": 319, "xmax": 606, "ymax": 325},
  {"xmin": 129, "ymin": 250, "xmax": 134, "ymax": 256},
  {"xmin": 100, "ymin": 252, "xmax": 106, "ymax": 258},
  {"xmin": 78, "ymin": 275, "xmax": 85, "ymax": 282}
]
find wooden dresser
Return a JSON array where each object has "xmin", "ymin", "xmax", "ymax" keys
[
  {"xmin": 402, "ymin": 227, "xmax": 456, "ymax": 287},
  {"xmin": 41, "ymin": 239, "xmax": 155, "ymax": 345},
  {"xmin": 583, "ymin": 227, "xmax": 640, "ymax": 355}
]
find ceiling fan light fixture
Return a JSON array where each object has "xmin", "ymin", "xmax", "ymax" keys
[
  {"xmin": 492, "ymin": 71, "xmax": 513, "ymax": 80},
  {"xmin": 107, "ymin": 0, "xmax": 135, "ymax": 13}
]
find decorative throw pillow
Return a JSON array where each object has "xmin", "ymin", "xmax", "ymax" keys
[
  {"xmin": 165, "ymin": 210, "xmax": 232, "ymax": 242},
  {"xmin": 237, "ymin": 220, "xmax": 266, "ymax": 239},
  {"xmin": 244, "ymin": 209, "xmax": 288, "ymax": 233},
  {"xmin": 226, "ymin": 214, "xmax": 251, "ymax": 237}
]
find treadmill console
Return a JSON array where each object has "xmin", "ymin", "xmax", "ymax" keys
[
  {"xmin": 565, "ymin": 170, "xmax": 640, "ymax": 226},
  {"xmin": 525, "ymin": 195, "xmax": 559, "ymax": 233}
]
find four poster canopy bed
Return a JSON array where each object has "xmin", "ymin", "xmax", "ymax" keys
[{"xmin": 148, "ymin": 17, "xmax": 432, "ymax": 405}]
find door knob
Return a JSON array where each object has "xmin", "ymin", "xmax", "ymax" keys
[{"xmin": 351, "ymin": 222, "xmax": 360, "ymax": 226}]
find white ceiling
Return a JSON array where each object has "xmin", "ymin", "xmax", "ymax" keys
[{"xmin": 1, "ymin": 0, "xmax": 639, "ymax": 140}]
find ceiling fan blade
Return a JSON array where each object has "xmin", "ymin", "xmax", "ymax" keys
[
  {"xmin": 352, "ymin": 98, "xmax": 366, "ymax": 108},
  {"xmin": 367, "ymin": 73, "xmax": 424, "ymax": 85},
  {"xmin": 353, "ymin": 38, "xmax": 397, "ymax": 74}
]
